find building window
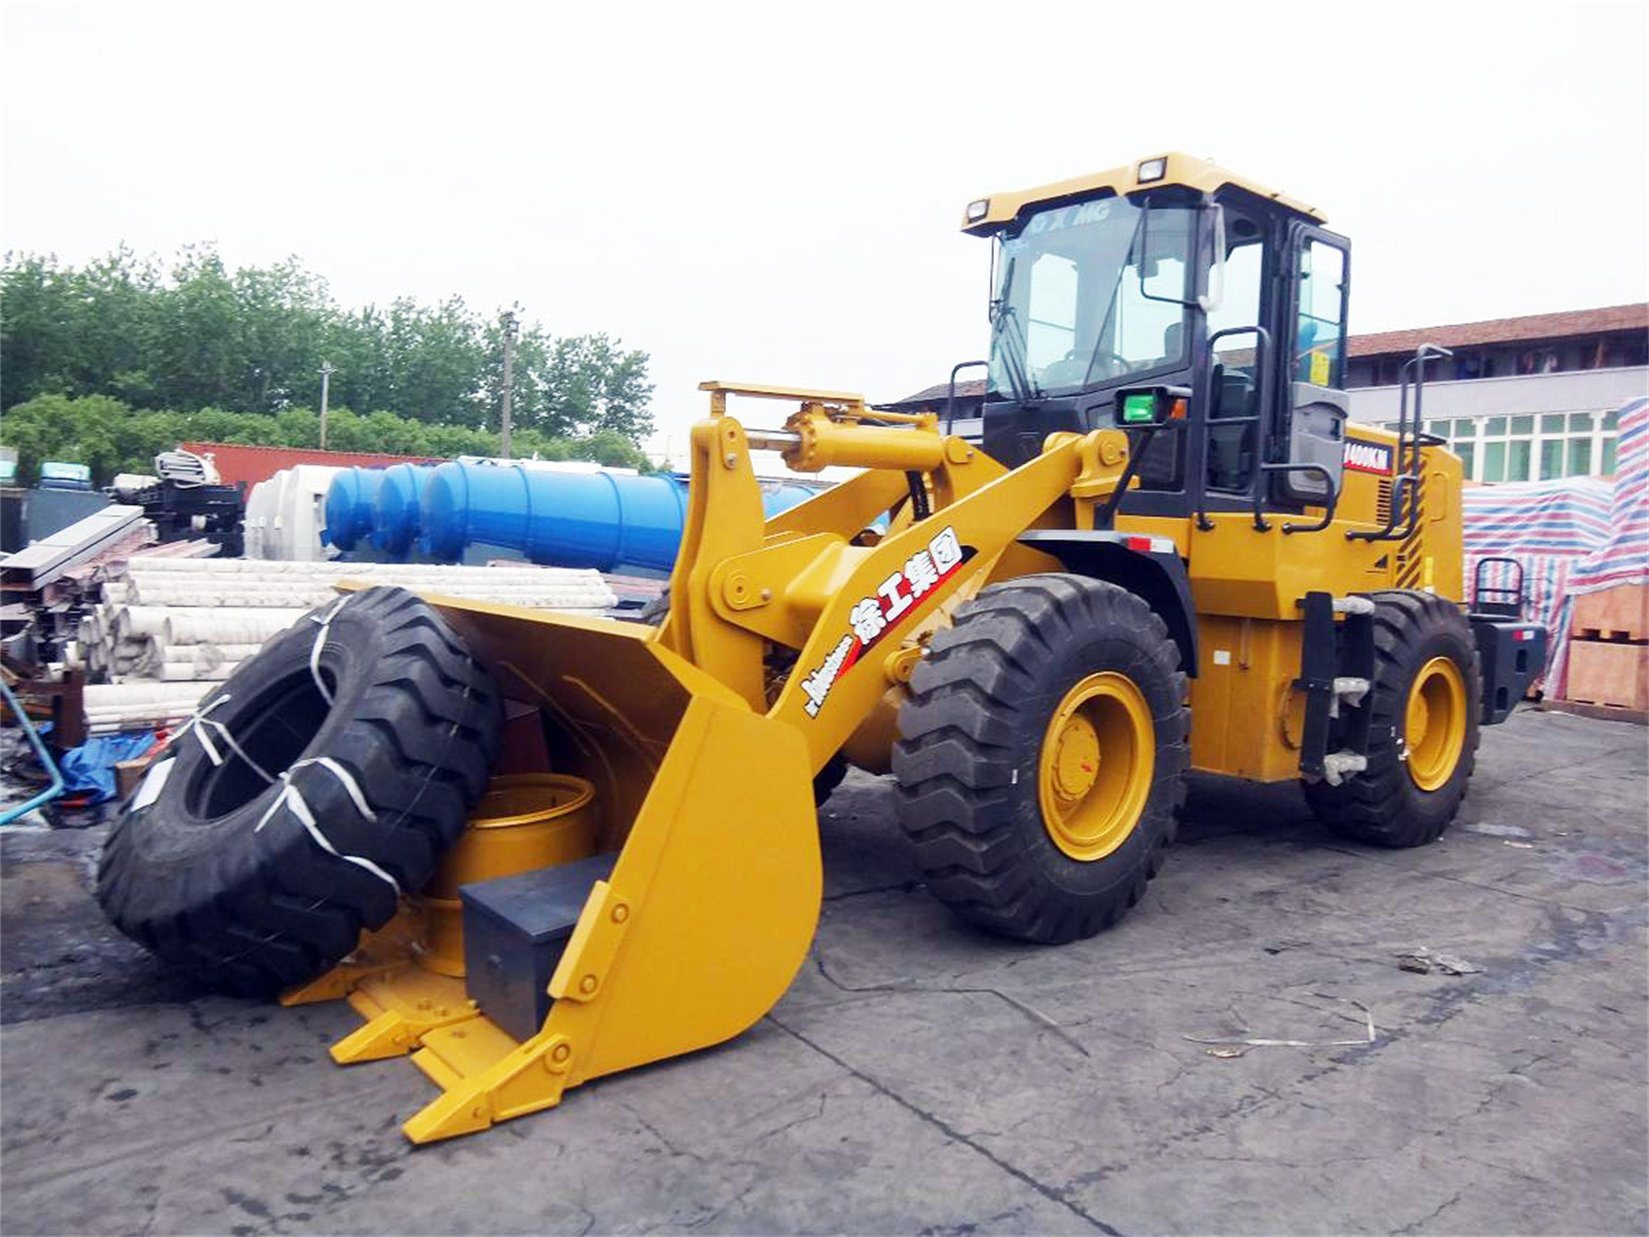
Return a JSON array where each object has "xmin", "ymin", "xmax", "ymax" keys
[
  {"xmin": 1482, "ymin": 440, "xmax": 1507, "ymax": 482},
  {"xmin": 1412, "ymin": 408, "xmax": 1622, "ymax": 483}
]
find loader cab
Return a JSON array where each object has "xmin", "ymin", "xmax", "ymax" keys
[{"xmin": 966, "ymin": 155, "xmax": 1351, "ymax": 522}]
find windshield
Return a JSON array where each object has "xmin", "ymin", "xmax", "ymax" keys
[{"xmin": 988, "ymin": 194, "xmax": 1195, "ymax": 401}]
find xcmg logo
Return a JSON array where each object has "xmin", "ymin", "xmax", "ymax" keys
[{"xmin": 1344, "ymin": 440, "xmax": 1394, "ymax": 475}]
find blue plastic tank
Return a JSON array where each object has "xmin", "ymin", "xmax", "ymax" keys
[
  {"xmin": 372, "ymin": 463, "xmax": 438, "ymax": 557},
  {"xmin": 321, "ymin": 468, "xmax": 385, "ymax": 552},
  {"xmin": 419, "ymin": 463, "xmax": 817, "ymax": 571}
]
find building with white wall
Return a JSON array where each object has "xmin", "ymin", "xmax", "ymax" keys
[{"xmin": 1346, "ymin": 304, "xmax": 1647, "ymax": 482}]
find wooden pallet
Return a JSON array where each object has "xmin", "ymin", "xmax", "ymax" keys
[
  {"xmin": 1542, "ymin": 698, "xmax": 1649, "ymax": 726},
  {"xmin": 1572, "ymin": 584, "xmax": 1649, "ymax": 643},
  {"xmin": 1564, "ymin": 638, "xmax": 1649, "ymax": 711}
]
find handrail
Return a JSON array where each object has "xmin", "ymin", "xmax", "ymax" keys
[
  {"xmin": 1346, "ymin": 343, "xmax": 1451, "ymax": 543},
  {"xmin": 1472, "ymin": 555, "xmax": 1527, "ymax": 617},
  {"xmin": 1254, "ymin": 463, "xmax": 1338, "ymax": 533},
  {"xmin": 1197, "ymin": 324, "xmax": 1271, "ymax": 530},
  {"xmin": 944, "ymin": 360, "xmax": 989, "ymax": 435}
]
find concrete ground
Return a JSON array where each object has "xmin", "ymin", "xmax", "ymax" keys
[{"xmin": 2, "ymin": 706, "xmax": 1645, "ymax": 1235}]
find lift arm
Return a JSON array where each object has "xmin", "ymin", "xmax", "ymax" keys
[{"xmin": 660, "ymin": 388, "xmax": 1136, "ymax": 775}]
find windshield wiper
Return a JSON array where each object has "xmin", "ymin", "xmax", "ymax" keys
[
  {"xmin": 992, "ymin": 305, "xmax": 1041, "ymax": 404},
  {"xmin": 989, "ymin": 256, "xmax": 1042, "ymax": 404}
]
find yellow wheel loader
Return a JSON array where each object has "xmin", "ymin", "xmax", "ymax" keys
[{"xmin": 97, "ymin": 153, "xmax": 1547, "ymax": 1143}]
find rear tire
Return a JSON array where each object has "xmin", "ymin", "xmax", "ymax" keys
[
  {"xmin": 96, "ymin": 587, "xmax": 503, "ymax": 996},
  {"xmin": 1304, "ymin": 590, "xmax": 1480, "ymax": 847},
  {"xmin": 892, "ymin": 574, "xmax": 1188, "ymax": 944}
]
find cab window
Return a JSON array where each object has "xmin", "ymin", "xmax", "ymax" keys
[
  {"xmin": 987, "ymin": 194, "xmax": 1194, "ymax": 400},
  {"xmin": 1203, "ymin": 209, "xmax": 1267, "ymax": 493},
  {"xmin": 1025, "ymin": 252, "xmax": 1078, "ymax": 371},
  {"xmin": 1296, "ymin": 239, "xmax": 1347, "ymax": 387}
]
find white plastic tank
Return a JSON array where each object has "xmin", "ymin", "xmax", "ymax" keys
[{"xmin": 244, "ymin": 465, "xmax": 342, "ymax": 560}]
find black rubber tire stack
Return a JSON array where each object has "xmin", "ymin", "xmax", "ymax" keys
[
  {"xmin": 891, "ymin": 574, "xmax": 1188, "ymax": 944},
  {"xmin": 1304, "ymin": 590, "xmax": 1481, "ymax": 848},
  {"xmin": 96, "ymin": 586, "xmax": 503, "ymax": 996}
]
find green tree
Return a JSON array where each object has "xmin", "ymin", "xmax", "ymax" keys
[
  {"xmin": 534, "ymin": 333, "xmax": 653, "ymax": 440},
  {"xmin": 0, "ymin": 394, "xmax": 657, "ymax": 484},
  {"xmin": 0, "ymin": 253, "xmax": 74, "ymax": 404},
  {"xmin": 0, "ymin": 393, "xmax": 135, "ymax": 480},
  {"xmin": 229, "ymin": 257, "xmax": 334, "ymax": 411},
  {"xmin": 1, "ymin": 248, "xmax": 656, "ymax": 462}
]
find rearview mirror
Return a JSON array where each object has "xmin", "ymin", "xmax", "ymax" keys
[
  {"xmin": 1135, "ymin": 199, "xmax": 1223, "ymax": 311},
  {"xmin": 1199, "ymin": 204, "xmax": 1225, "ymax": 313}
]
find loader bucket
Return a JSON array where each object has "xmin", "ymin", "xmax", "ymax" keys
[{"xmin": 394, "ymin": 595, "xmax": 821, "ymax": 1143}]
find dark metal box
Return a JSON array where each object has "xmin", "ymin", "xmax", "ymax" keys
[{"xmin": 459, "ymin": 853, "xmax": 617, "ymax": 1043}]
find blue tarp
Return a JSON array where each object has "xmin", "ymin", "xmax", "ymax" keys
[{"xmin": 57, "ymin": 732, "xmax": 157, "ymax": 803}]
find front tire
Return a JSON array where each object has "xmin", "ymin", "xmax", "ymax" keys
[
  {"xmin": 1304, "ymin": 590, "xmax": 1480, "ymax": 847},
  {"xmin": 892, "ymin": 575, "xmax": 1188, "ymax": 944}
]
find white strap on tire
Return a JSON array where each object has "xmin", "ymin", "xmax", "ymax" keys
[
  {"xmin": 174, "ymin": 694, "xmax": 232, "ymax": 765},
  {"xmin": 167, "ymin": 596, "xmax": 399, "ymax": 893},
  {"xmin": 253, "ymin": 757, "xmax": 398, "ymax": 894},
  {"xmin": 306, "ymin": 597, "xmax": 348, "ymax": 705}
]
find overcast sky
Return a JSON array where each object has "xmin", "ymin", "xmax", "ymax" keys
[{"xmin": 4, "ymin": 0, "xmax": 1646, "ymax": 459}]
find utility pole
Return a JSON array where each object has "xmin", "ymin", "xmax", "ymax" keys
[
  {"xmin": 500, "ymin": 311, "xmax": 519, "ymax": 460},
  {"xmin": 318, "ymin": 361, "xmax": 335, "ymax": 451}
]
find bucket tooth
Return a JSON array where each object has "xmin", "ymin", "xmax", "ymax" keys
[
  {"xmin": 403, "ymin": 1030, "xmax": 575, "ymax": 1144},
  {"xmin": 329, "ymin": 968, "xmax": 479, "ymax": 1064}
]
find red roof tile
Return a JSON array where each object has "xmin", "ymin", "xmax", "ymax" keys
[
  {"xmin": 1347, "ymin": 303, "xmax": 1647, "ymax": 358},
  {"xmin": 885, "ymin": 378, "xmax": 986, "ymax": 408}
]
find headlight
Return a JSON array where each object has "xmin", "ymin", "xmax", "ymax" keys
[
  {"xmin": 965, "ymin": 198, "xmax": 990, "ymax": 222},
  {"xmin": 1137, "ymin": 157, "xmax": 1167, "ymax": 184}
]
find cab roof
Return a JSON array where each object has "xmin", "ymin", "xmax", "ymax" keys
[{"xmin": 961, "ymin": 152, "xmax": 1324, "ymax": 234}]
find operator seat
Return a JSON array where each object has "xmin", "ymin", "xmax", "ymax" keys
[{"xmin": 1207, "ymin": 350, "xmax": 1259, "ymax": 493}]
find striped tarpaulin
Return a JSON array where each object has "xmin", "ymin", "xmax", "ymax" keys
[
  {"xmin": 1462, "ymin": 396, "xmax": 1649, "ymax": 698},
  {"xmin": 1571, "ymin": 396, "xmax": 1649, "ymax": 593}
]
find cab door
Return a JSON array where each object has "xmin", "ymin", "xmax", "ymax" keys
[{"xmin": 1274, "ymin": 224, "xmax": 1353, "ymax": 506}]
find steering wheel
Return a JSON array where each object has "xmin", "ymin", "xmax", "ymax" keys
[
  {"xmin": 1037, "ymin": 348, "xmax": 1133, "ymax": 391},
  {"xmin": 1084, "ymin": 348, "xmax": 1131, "ymax": 383}
]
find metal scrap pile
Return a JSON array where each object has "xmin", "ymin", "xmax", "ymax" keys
[{"xmin": 0, "ymin": 504, "xmax": 222, "ymax": 672}]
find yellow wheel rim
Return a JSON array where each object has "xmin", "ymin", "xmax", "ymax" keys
[
  {"xmin": 1038, "ymin": 671, "xmax": 1155, "ymax": 861},
  {"xmin": 1405, "ymin": 656, "xmax": 1467, "ymax": 792}
]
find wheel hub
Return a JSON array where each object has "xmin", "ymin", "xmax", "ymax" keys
[
  {"xmin": 1038, "ymin": 672, "xmax": 1155, "ymax": 861},
  {"xmin": 1408, "ymin": 693, "xmax": 1431, "ymax": 747},
  {"xmin": 1051, "ymin": 715, "xmax": 1101, "ymax": 801},
  {"xmin": 1405, "ymin": 656, "xmax": 1467, "ymax": 792}
]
